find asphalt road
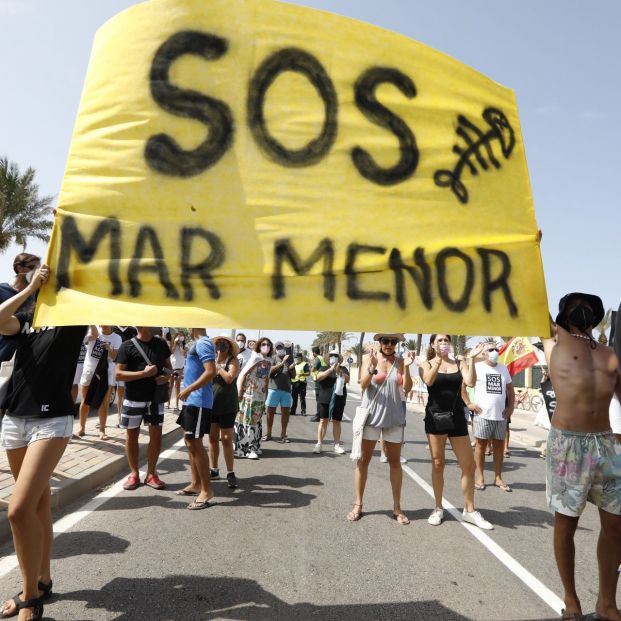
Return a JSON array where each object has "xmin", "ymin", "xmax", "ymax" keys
[{"xmin": 0, "ymin": 391, "xmax": 610, "ymax": 620}]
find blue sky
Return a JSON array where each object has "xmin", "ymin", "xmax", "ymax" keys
[{"xmin": 1, "ymin": 0, "xmax": 619, "ymax": 349}]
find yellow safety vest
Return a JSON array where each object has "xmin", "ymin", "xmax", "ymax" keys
[{"xmin": 293, "ymin": 361, "xmax": 309, "ymax": 383}]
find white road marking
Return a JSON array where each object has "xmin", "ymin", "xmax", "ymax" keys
[
  {"xmin": 0, "ymin": 439, "xmax": 186, "ymax": 579},
  {"xmin": 401, "ymin": 464, "xmax": 564, "ymax": 615}
]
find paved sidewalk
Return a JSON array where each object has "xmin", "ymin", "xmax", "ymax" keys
[{"xmin": 0, "ymin": 407, "xmax": 183, "ymax": 544}]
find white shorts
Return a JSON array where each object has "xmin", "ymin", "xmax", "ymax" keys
[
  {"xmin": 1, "ymin": 414, "xmax": 73, "ymax": 450},
  {"xmin": 80, "ymin": 365, "xmax": 116, "ymax": 388},
  {"xmin": 73, "ymin": 363, "xmax": 84, "ymax": 386},
  {"xmin": 362, "ymin": 424, "xmax": 405, "ymax": 444}
]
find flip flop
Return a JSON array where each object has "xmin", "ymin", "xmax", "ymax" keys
[
  {"xmin": 262, "ymin": 435, "xmax": 273, "ymax": 442},
  {"xmin": 392, "ymin": 512, "xmax": 410, "ymax": 525},
  {"xmin": 495, "ymin": 483, "xmax": 512, "ymax": 492},
  {"xmin": 474, "ymin": 483, "xmax": 486, "ymax": 491},
  {"xmin": 560, "ymin": 610, "xmax": 584, "ymax": 620},
  {"xmin": 174, "ymin": 489, "xmax": 199, "ymax": 496},
  {"xmin": 187, "ymin": 499, "xmax": 217, "ymax": 510},
  {"xmin": 279, "ymin": 437, "xmax": 290, "ymax": 443},
  {"xmin": 347, "ymin": 504, "xmax": 363, "ymax": 522}
]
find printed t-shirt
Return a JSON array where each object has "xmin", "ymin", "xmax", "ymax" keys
[
  {"xmin": 316, "ymin": 365, "xmax": 349, "ymax": 404},
  {"xmin": 83, "ymin": 331, "xmax": 122, "ymax": 372},
  {"xmin": 182, "ymin": 337, "xmax": 216, "ymax": 408},
  {"xmin": 269, "ymin": 357, "xmax": 292, "ymax": 392},
  {"xmin": 2, "ymin": 312, "xmax": 86, "ymax": 418},
  {"xmin": 115, "ymin": 337, "xmax": 171, "ymax": 402},
  {"xmin": 473, "ymin": 361, "xmax": 512, "ymax": 421},
  {"xmin": 0, "ymin": 284, "xmax": 35, "ymax": 362}
]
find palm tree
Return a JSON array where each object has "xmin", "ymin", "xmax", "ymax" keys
[
  {"xmin": 0, "ymin": 157, "xmax": 54, "ymax": 251},
  {"xmin": 405, "ymin": 338, "xmax": 417, "ymax": 352},
  {"xmin": 350, "ymin": 342, "xmax": 367, "ymax": 362},
  {"xmin": 415, "ymin": 333, "xmax": 423, "ymax": 355},
  {"xmin": 313, "ymin": 331, "xmax": 352, "ymax": 355}
]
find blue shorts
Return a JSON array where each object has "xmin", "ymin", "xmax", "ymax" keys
[{"xmin": 265, "ymin": 389, "xmax": 293, "ymax": 409}]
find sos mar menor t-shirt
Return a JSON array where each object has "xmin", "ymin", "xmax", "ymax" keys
[{"xmin": 473, "ymin": 361, "xmax": 512, "ymax": 421}]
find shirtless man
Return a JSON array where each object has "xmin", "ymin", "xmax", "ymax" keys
[{"xmin": 541, "ymin": 292, "xmax": 621, "ymax": 621}]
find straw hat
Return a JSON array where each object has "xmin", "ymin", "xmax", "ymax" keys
[
  {"xmin": 373, "ymin": 333, "xmax": 405, "ymax": 342},
  {"xmin": 212, "ymin": 334, "xmax": 240, "ymax": 356}
]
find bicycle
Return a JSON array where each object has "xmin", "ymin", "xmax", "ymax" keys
[{"xmin": 514, "ymin": 390, "xmax": 544, "ymax": 412}]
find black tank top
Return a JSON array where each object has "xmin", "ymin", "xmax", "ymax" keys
[
  {"xmin": 212, "ymin": 356, "xmax": 239, "ymax": 414},
  {"xmin": 426, "ymin": 361, "xmax": 463, "ymax": 416}
]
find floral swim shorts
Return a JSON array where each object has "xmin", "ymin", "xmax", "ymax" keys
[{"xmin": 546, "ymin": 426, "xmax": 621, "ymax": 517}]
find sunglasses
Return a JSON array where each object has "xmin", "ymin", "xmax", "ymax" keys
[
  {"xmin": 487, "ymin": 348, "xmax": 499, "ymax": 353},
  {"xmin": 380, "ymin": 338, "xmax": 399, "ymax": 346}
]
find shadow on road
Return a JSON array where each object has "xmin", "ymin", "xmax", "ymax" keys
[
  {"xmin": 59, "ymin": 574, "xmax": 476, "ymax": 620},
  {"xmin": 52, "ymin": 531, "xmax": 130, "ymax": 559}
]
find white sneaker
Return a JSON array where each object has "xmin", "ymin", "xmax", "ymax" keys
[
  {"xmin": 400, "ymin": 456, "xmax": 407, "ymax": 464},
  {"xmin": 247, "ymin": 451, "xmax": 260, "ymax": 460},
  {"xmin": 462, "ymin": 509, "xmax": 494, "ymax": 530},
  {"xmin": 313, "ymin": 443, "xmax": 322, "ymax": 454},
  {"xmin": 334, "ymin": 443, "xmax": 345, "ymax": 454},
  {"xmin": 380, "ymin": 454, "xmax": 388, "ymax": 463},
  {"xmin": 428, "ymin": 508, "xmax": 444, "ymax": 526}
]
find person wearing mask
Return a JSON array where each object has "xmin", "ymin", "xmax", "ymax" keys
[
  {"xmin": 309, "ymin": 346, "xmax": 326, "ymax": 422},
  {"xmin": 168, "ymin": 331, "xmax": 187, "ymax": 411},
  {"xmin": 465, "ymin": 342, "xmax": 515, "ymax": 492},
  {"xmin": 313, "ymin": 350, "xmax": 349, "ymax": 454},
  {"xmin": 421, "ymin": 335, "xmax": 492, "ymax": 530},
  {"xmin": 236, "ymin": 333, "xmax": 253, "ymax": 369},
  {"xmin": 115, "ymin": 327, "xmax": 172, "ymax": 491},
  {"xmin": 175, "ymin": 329, "xmax": 217, "ymax": 509},
  {"xmin": 208, "ymin": 335, "xmax": 240, "ymax": 489},
  {"xmin": 0, "ymin": 265, "xmax": 86, "ymax": 621},
  {"xmin": 264, "ymin": 341, "xmax": 293, "ymax": 443},
  {"xmin": 348, "ymin": 334, "xmax": 414, "ymax": 525},
  {"xmin": 77, "ymin": 326, "xmax": 121, "ymax": 440},
  {"xmin": 235, "ymin": 339, "xmax": 272, "ymax": 459},
  {"xmin": 290, "ymin": 353, "xmax": 310, "ymax": 416},
  {"xmin": 0, "ymin": 253, "xmax": 40, "ymax": 364}
]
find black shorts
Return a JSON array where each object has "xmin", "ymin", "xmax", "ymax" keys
[
  {"xmin": 318, "ymin": 399, "xmax": 345, "ymax": 422},
  {"xmin": 176, "ymin": 405, "xmax": 211, "ymax": 439},
  {"xmin": 424, "ymin": 409, "xmax": 469, "ymax": 437},
  {"xmin": 210, "ymin": 409, "xmax": 236, "ymax": 429}
]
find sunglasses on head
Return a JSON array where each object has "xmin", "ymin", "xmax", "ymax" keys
[{"xmin": 380, "ymin": 338, "xmax": 398, "ymax": 346}]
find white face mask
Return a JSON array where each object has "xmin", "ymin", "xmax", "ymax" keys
[
  {"xmin": 237, "ymin": 341, "xmax": 246, "ymax": 350},
  {"xmin": 276, "ymin": 348, "xmax": 285, "ymax": 357},
  {"xmin": 487, "ymin": 351, "xmax": 499, "ymax": 364},
  {"xmin": 260, "ymin": 345, "xmax": 270, "ymax": 354},
  {"xmin": 24, "ymin": 270, "xmax": 35, "ymax": 283},
  {"xmin": 329, "ymin": 356, "xmax": 339, "ymax": 365}
]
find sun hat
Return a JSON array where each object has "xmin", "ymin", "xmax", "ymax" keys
[
  {"xmin": 373, "ymin": 333, "xmax": 405, "ymax": 342},
  {"xmin": 556, "ymin": 292, "xmax": 604, "ymax": 329},
  {"xmin": 212, "ymin": 334, "xmax": 240, "ymax": 356}
]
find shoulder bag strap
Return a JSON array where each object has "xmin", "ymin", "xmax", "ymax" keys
[
  {"xmin": 366, "ymin": 361, "xmax": 396, "ymax": 410},
  {"xmin": 131, "ymin": 337, "xmax": 153, "ymax": 366}
]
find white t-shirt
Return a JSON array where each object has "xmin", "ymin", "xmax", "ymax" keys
[
  {"xmin": 473, "ymin": 361, "xmax": 512, "ymax": 421},
  {"xmin": 83, "ymin": 331, "xmax": 122, "ymax": 372},
  {"xmin": 237, "ymin": 347, "xmax": 252, "ymax": 369}
]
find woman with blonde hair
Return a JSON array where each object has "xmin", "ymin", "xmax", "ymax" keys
[
  {"xmin": 420, "ymin": 334, "xmax": 492, "ymax": 530},
  {"xmin": 348, "ymin": 333, "xmax": 414, "ymax": 525}
]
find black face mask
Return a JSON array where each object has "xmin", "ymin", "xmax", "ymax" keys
[{"xmin": 567, "ymin": 304, "xmax": 595, "ymax": 332}]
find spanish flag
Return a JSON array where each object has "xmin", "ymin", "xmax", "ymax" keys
[{"xmin": 498, "ymin": 337, "xmax": 539, "ymax": 376}]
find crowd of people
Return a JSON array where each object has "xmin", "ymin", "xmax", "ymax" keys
[{"xmin": 0, "ymin": 258, "xmax": 619, "ymax": 621}]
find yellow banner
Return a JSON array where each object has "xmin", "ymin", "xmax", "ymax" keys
[{"xmin": 35, "ymin": 0, "xmax": 549, "ymax": 335}]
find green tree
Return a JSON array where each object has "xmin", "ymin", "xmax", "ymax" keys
[{"xmin": 0, "ymin": 157, "xmax": 54, "ymax": 251}]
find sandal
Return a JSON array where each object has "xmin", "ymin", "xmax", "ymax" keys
[
  {"xmin": 474, "ymin": 483, "xmax": 486, "ymax": 491},
  {"xmin": 279, "ymin": 436, "xmax": 290, "ymax": 444},
  {"xmin": 347, "ymin": 504, "xmax": 363, "ymax": 522},
  {"xmin": 262, "ymin": 435, "xmax": 273, "ymax": 442},
  {"xmin": 495, "ymin": 482, "xmax": 512, "ymax": 492},
  {"xmin": 174, "ymin": 489, "xmax": 198, "ymax": 496},
  {"xmin": 16, "ymin": 597, "xmax": 42, "ymax": 621},
  {"xmin": 1, "ymin": 582, "xmax": 51, "ymax": 619},
  {"xmin": 560, "ymin": 610, "xmax": 584, "ymax": 620},
  {"xmin": 504, "ymin": 451, "xmax": 511, "ymax": 458},
  {"xmin": 187, "ymin": 499, "xmax": 217, "ymax": 510},
  {"xmin": 392, "ymin": 512, "xmax": 410, "ymax": 525}
]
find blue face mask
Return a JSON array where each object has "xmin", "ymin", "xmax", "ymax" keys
[
  {"xmin": 487, "ymin": 351, "xmax": 499, "ymax": 364},
  {"xmin": 329, "ymin": 356, "xmax": 339, "ymax": 365}
]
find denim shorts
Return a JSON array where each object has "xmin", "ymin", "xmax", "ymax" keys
[
  {"xmin": 265, "ymin": 389, "xmax": 292, "ymax": 409},
  {"xmin": 1, "ymin": 414, "xmax": 73, "ymax": 450}
]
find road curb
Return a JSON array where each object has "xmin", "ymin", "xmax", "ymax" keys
[{"xmin": 0, "ymin": 426, "xmax": 183, "ymax": 546}]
